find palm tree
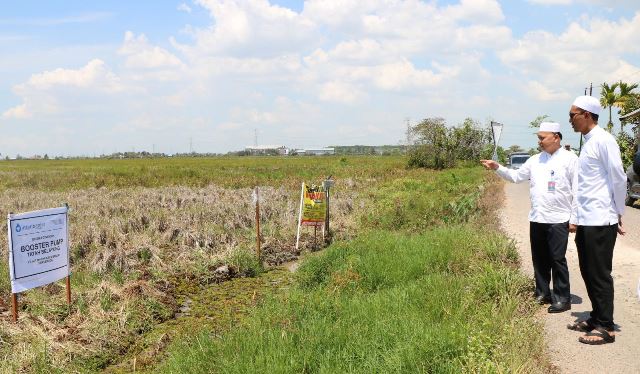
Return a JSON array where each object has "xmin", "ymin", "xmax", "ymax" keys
[
  {"xmin": 600, "ymin": 82, "xmax": 619, "ymax": 133},
  {"xmin": 614, "ymin": 81, "xmax": 639, "ymax": 132}
]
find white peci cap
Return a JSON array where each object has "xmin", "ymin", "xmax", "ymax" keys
[
  {"xmin": 539, "ymin": 121, "xmax": 560, "ymax": 132},
  {"xmin": 572, "ymin": 95, "xmax": 601, "ymax": 115}
]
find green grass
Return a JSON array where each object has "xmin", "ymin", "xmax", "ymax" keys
[
  {"xmin": 154, "ymin": 167, "xmax": 549, "ymax": 373},
  {"xmin": 361, "ymin": 168, "xmax": 486, "ymax": 231},
  {"xmin": 157, "ymin": 228, "xmax": 543, "ymax": 373}
]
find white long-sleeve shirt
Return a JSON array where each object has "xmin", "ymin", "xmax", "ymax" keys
[
  {"xmin": 570, "ymin": 126, "xmax": 626, "ymax": 226},
  {"xmin": 496, "ymin": 148, "xmax": 578, "ymax": 224}
]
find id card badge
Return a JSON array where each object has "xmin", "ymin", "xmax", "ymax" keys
[{"xmin": 547, "ymin": 170, "xmax": 556, "ymax": 192}]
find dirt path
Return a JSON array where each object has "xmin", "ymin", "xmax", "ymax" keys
[{"xmin": 499, "ymin": 182, "xmax": 640, "ymax": 374}]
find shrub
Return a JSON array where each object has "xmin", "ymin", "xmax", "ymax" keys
[{"xmin": 407, "ymin": 117, "xmax": 490, "ymax": 170}]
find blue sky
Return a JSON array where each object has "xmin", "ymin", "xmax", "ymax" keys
[{"xmin": 1, "ymin": 0, "xmax": 639, "ymax": 157}]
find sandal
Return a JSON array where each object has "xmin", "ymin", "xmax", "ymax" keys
[
  {"xmin": 567, "ymin": 320, "xmax": 594, "ymax": 332},
  {"xmin": 578, "ymin": 327, "xmax": 615, "ymax": 345}
]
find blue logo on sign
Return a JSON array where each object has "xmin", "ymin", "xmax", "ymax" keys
[{"xmin": 15, "ymin": 224, "xmax": 21, "ymax": 233}]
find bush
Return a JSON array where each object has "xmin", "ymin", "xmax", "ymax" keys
[
  {"xmin": 616, "ymin": 131, "xmax": 636, "ymax": 169},
  {"xmin": 407, "ymin": 117, "xmax": 490, "ymax": 170}
]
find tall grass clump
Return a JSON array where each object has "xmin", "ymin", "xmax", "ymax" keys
[{"xmin": 157, "ymin": 166, "xmax": 550, "ymax": 373}]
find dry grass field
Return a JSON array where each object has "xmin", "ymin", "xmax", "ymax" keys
[{"xmin": 0, "ymin": 156, "xmax": 402, "ymax": 372}]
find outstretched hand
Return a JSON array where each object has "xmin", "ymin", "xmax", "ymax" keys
[{"xmin": 480, "ymin": 159, "xmax": 499, "ymax": 170}]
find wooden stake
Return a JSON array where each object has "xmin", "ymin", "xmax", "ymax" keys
[
  {"xmin": 66, "ymin": 275, "xmax": 71, "ymax": 304},
  {"xmin": 11, "ymin": 293, "xmax": 18, "ymax": 323},
  {"xmin": 295, "ymin": 183, "xmax": 305, "ymax": 251},
  {"xmin": 255, "ymin": 187, "xmax": 261, "ymax": 260},
  {"xmin": 64, "ymin": 203, "xmax": 72, "ymax": 307},
  {"xmin": 325, "ymin": 186, "xmax": 330, "ymax": 239}
]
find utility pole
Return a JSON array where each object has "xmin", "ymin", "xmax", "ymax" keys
[
  {"xmin": 405, "ymin": 118, "xmax": 411, "ymax": 146},
  {"xmin": 254, "ymin": 129, "xmax": 258, "ymax": 147},
  {"xmin": 189, "ymin": 137, "xmax": 193, "ymax": 153}
]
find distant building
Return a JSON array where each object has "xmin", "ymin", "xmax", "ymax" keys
[
  {"xmin": 245, "ymin": 145, "xmax": 289, "ymax": 155},
  {"xmin": 295, "ymin": 148, "xmax": 335, "ymax": 156},
  {"xmin": 332, "ymin": 145, "xmax": 406, "ymax": 155}
]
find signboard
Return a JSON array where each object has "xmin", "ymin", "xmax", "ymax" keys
[
  {"xmin": 491, "ymin": 121, "xmax": 504, "ymax": 161},
  {"xmin": 8, "ymin": 206, "xmax": 69, "ymax": 294},
  {"xmin": 301, "ymin": 183, "xmax": 326, "ymax": 227}
]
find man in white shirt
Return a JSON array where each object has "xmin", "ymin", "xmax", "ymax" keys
[
  {"xmin": 481, "ymin": 122, "xmax": 577, "ymax": 313},
  {"xmin": 567, "ymin": 95, "xmax": 626, "ymax": 345}
]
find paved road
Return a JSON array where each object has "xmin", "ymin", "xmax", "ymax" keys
[
  {"xmin": 620, "ymin": 200, "xmax": 640, "ymax": 248},
  {"xmin": 500, "ymin": 182, "xmax": 640, "ymax": 374}
]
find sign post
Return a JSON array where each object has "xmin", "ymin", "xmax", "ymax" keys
[
  {"xmin": 7, "ymin": 205, "xmax": 71, "ymax": 322},
  {"xmin": 11, "ymin": 293, "xmax": 18, "ymax": 323},
  {"xmin": 253, "ymin": 187, "xmax": 261, "ymax": 260},
  {"xmin": 490, "ymin": 121, "xmax": 504, "ymax": 161},
  {"xmin": 295, "ymin": 183, "xmax": 327, "ymax": 250},
  {"xmin": 295, "ymin": 183, "xmax": 305, "ymax": 251},
  {"xmin": 322, "ymin": 177, "xmax": 334, "ymax": 239}
]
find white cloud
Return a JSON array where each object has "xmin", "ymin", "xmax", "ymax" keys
[
  {"xmin": 178, "ymin": 3, "xmax": 192, "ymax": 13},
  {"xmin": 217, "ymin": 122, "xmax": 243, "ymax": 130},
  {"xmin": 528, "ymin": 80, "xmax": 571, "ymax": 101},
  {"xmin": 529, "ymin": 0, "xmax": 638, "ymax": 6},
  {"xmin": 2, "ymin": 103, "xmax": 30, "ymax": 119},
  {"xmin": 192, "ymin": 55, "xmax": 302, "ymax": 77},
  {"xmin": 453, "ymin": 25, "xmax": 512, "ymax": 49},
  {"xmin": 327, "ymin": 39, "xmax": 386, "ymax": 63},
  {"xmin": 302, "ymin": 0, "xmax": 380, "ymax": 29},
  {"xmin": 119, "ymin": 31, "xmax": 184, "ymax": 69},
  {"xmin": 499, "ymin": 12, "xmax": 640, "ymax": 93},
  {"xmin": 527, "ymin": 0, "xmax": 572, "ymax": 5},
  {"xmin": 175, "ymin": 0, "xmax": 315, "ymax": 58},
  {"xmin": 444, "ymin": 0, "xmax": 505, "ymax": 24},
  {"xmin": 5, "ymin": 0, "xmax": 640, "ymax": 156},
  {"xmin": 368, "ymin": 60, "xmax": 446, "ymax": 91},
  {"xmin": 19, "ymin": 59, "xmax": 123, "ymax": 91},
  {"xmin": 4, "ymin": 59, "xmax": 128, "ymax": 119},
  {"xmin": 319, "ymin": 81, "xmax": 366, "ymax": 104}
]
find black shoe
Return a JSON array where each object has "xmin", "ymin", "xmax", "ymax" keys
[
  {"xmin": 548, "ymin": 302, "xmax": 571, "ymax": 313},
  {"xmin": 535, "ymin": 295, "xmax": 552, "ymax": 305}
]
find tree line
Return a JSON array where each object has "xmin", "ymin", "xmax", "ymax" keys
[
  {"xmin": 407, "ymin": 80, "xmax": 639, "ymax": 170},
  {"xmin": 600, "ymin": 81, "xmax": 639, "ymax": 168}
]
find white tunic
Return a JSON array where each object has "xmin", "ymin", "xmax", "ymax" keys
[
  {"xmin": 570, "ymin": 126, "xmax": 626, "ymax": 226},
  {"xmin": 496, "ymin": 148, "xmax": 578, "ymax": 224}
]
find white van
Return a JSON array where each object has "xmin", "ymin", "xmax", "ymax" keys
[{"xmin": 507, "ymin": 152, "xmax": 530, "ymax": 170}]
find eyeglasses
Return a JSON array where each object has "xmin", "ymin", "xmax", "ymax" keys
[{"xmin": 569, "ymin": 111, "xmax": 583, "ymax": 120}]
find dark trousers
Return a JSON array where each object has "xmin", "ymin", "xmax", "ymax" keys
[
  {"xmin": 575, "ymin": 225, "xmax": 617, "ymax": 330},
  {"xmin": 529, "ymin": 221, "xmax": 571, "ymax": 303}
]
